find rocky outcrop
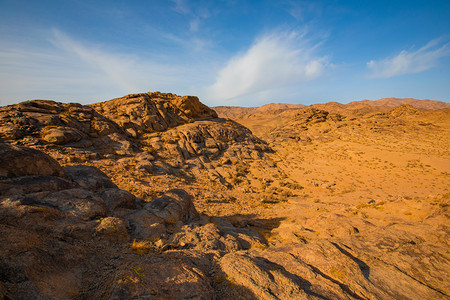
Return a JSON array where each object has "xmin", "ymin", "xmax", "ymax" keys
[
  {"xmin": 90, "ymin": 92, "xmax": 217, "ymax": 137},
  {"xmin": 0, "ymin": 93, "xmax": 270, "ymax": 187},
  {"xmin": 144, "ymin": 189, "xmax": 199, "ymax": 224},
  {"xmin": 389, "ymin": 103, "xmax": 420, "ymax": 117},
  {"xmin": 0, "ymin": 92, "xmax": 219, "ymax": 153},
  {"xmin": 0, "ymin": 99, "xmax": 130, "ymax": 156},
  {"xmin": 0, "ymin": 144, "xmax": 269, "ymax": 299}
]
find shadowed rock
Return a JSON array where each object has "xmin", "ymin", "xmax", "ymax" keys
[
  {"xmin": 0, "ymin": 142, "xmax": 65, "ymax": 179},
  {"xmin": 99, "ymin": 188, "xmax": 138, "ymax": 212},
  {"xmin": 144, "ymin": 189, "xmax": 200, "ymax": 224},
  {"xmin": 64, "ymin": 165, "xmax": 118, "ymax": 190},
  {"xmin": 0, "ymin": 175, "xmax": 74, "ymax": 196},
  {"xmin": 95, "ymin": 217, "xmax": 129, "ymax": 243},
  {"xmin": 39, "ymin": 188, "xmax": 107, "ymax": 220}
]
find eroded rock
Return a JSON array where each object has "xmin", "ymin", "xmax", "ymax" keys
[
  {"xmin": 99, "ymin": 188, "xmax": 138, "ymax": 212},
  {"xmin": 106, "ymin": 254, "xmax": 215, "ymax": 300},
  {"xmin": 40, "ymin": 188, "xmax": 107, "ymax": 220},
  {"xmin": 95, "ymin": 217, "xmax": 129, "ymax": 243},
  {"xmin": 0, "ymin": 143, "xmax": 65, "ymax": 179},
  {"xmin": 90, "ymin": 92, "xmax": 218, "ymax": 137},
  {"xmin": 64, "ymin": 165, "xmax": 118, "ymax": 190},
  {"xmin": 144, "ymin": 189, "xmax": 200, "ymax": 224}
]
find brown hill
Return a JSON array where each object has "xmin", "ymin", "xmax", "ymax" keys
[
  {"xmin": 214, "ymin": 102, "xmax": 305, "ymax": 119},
  {"xmin": 352, "ymin": 97, "xmax": 450, "ymax": 110},
  {"xmin": 212, "ymin": 105, "xmax": 256, "ymax": 119},
  {"xmin": 1, "ymin": 93, "xmax": 449, "ymax": 299},
  {"xmin": 215, "ymin": 98, "xmax": 450, "ymax": 120},
  {"xmin": 257, "ymin": 102, "xmax": 306, "ymax": 111}
]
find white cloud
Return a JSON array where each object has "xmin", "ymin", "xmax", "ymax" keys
[
  {"xmin": 367, "ymin": 39, "xmax": 450, "ymax": 78},
  {"xmin": 0, "ymin": 39, "xmax": 107, "ymax": 103},
  {"xmin": 50, "ymin": 29, "xmax": 141, "ymax": 92},
  {"xmin": 204, "ymin": 30, "xmax": 327, "ymax": 103},
  {"xmin": 0, "ymin": 29, "xmax": 209, "ymax": 105}
]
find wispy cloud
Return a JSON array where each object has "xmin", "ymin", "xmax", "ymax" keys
[
  {"xmin": 0, "ymin": 35, "xmax": 106, "ymax": 103},
  {"xmin": 204, "ymin": 30, "xmax": 327, "ymax": 103},
  {"xmin": 50, "ymin": 29, "xmax": 141, "ymax": 92},
  {"xmin": 367, "ymin": 38, "xmax": 450, "ymax": 78},
  {"xmin": 171, "ymin": 0, "xmax": 191, "ymax": 15},
  {"xmin": 0, "ymin": 29, "xmax": 208, "ymax": 105},
  {"xmin": 189, "ymin": 18, "xmax": 200, "ymax": 32},
  {"xmin": 286, "ymin": 1, "xmax": 323, "ymax": 22},
  {"xmin": 171, "ymin": 0, "xmax": 211, "ymax": 34}
]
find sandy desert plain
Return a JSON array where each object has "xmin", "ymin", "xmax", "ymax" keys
[{"xmin": 0, "ymin": 93, "xmax": 449, "ymax": 299}]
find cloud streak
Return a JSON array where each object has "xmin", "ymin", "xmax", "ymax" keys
[
  {"xmin": 367, "ymin": 39, "xmax": 450, "ymax": 78},
  {"xmin": 172, "ymin": 0, "xmax": 191, "ymax": 15},
  {"xmin": 50, "ymin": 29, "xmax": 141, "ymax": 92},
  {"xmin": 0, "ymin": 29, "xmax": 209, "ymax": 105},
  {"xmin": 171, "ymin": 0, "xmax": 211, "ymax": 34},
  {"xmin": 205, "ymin": 30, "xmax": 327, "ymax": 103}
]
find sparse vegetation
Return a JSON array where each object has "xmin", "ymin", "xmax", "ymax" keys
[{"xmin": 132, "ymin": 240, "xmax": 152, "ymax": 255}]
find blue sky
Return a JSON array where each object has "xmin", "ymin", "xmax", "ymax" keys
[{"xmin": 0, "ymin": 0, "xmax": 449, "ymax": 107}]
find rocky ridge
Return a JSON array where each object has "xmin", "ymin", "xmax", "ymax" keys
[{"xmin": 0, "ymin": 93, "xmax": 275, "ymax": 194}]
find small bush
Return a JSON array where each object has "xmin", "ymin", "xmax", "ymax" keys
[{"xmin": 132, "ymin": 239, "xmax": 152, "ymax": 255}]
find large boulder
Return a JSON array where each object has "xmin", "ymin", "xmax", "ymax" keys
[
  {"xmin": 64, "ymin": 165, "xmax": 118, "ymax": 190},
  {"xmin": 95, "ymin": 217, "xmax": 129, "ymax": 243},
  {"xmin": 40, "ymin": 126, "xmax": 86, "ymax": 145},
  {"xmin": 39, "ymin": 188, "xmax": 107, "ymax": 220},
  {"xmin": 106, "ymin": 253, "xmax": 215, "ymax": 299},
  {"xmin": 99, "ymin": 188, "xmax": 138, "ymax": 212},
  {"xmin": 144, "ymin": 189, "xmax": 199, "ymax": 224},
  {"xmin": 0, "ymin": 142, "xmax": 65, "ymax": 179}
]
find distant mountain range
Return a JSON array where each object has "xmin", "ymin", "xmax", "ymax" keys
[{"xmin": 214, "ymin": 98, "xmax": 449, "ymax": 119}]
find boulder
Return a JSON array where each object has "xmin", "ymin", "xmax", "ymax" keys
[
  {"xmin": 64, "ymin": 165, "xmax": 118, "ymax": 190},
  {"xmin": 39, "ymin": 188, "xmax": 107, "ymax": 220},
  {"xmin": 144, "ymin": 189, "xmax": 200, "ymax": 224},
  {"xmin": 107, "ymin": 254, "xmax": 215, "ymax": 299},
  {"xmin": 95, "ymin": 217, "xmax": 129, "ymax": 243},
  {"xmin": 0, "ymin": 142, "xmax": 65, "ymax": 179},
  {"xmin": 99, "ymin": 188, "xmax": 137, "ymax": 212},
  {"xmin": 127, "ymin": 209, "xmax": 165, "ymax": 241},
  {"xmin": 41, "ymin": 126, "xmax": 85, "ymax": 145}
]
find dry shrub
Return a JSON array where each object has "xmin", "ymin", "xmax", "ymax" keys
[{"xmin": 132, "ymin": 239, "xmax": 152, "ymax": 255}]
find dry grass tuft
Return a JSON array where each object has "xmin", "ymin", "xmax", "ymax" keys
[{"xmin": 132, "ymin": 239, "xmax": 152, "ymax": 255}]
